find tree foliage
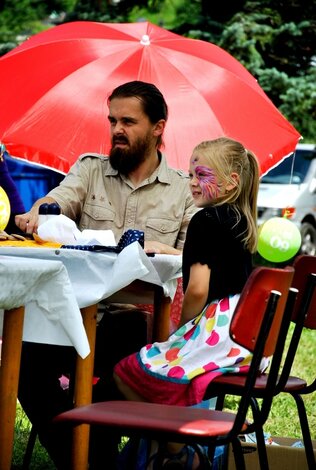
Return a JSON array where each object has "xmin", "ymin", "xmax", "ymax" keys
[{"xmin": 172, "ymin": 0, "xmax": 316, "ymax": 140}]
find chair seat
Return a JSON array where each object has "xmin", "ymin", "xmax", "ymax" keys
[
  {"xmin": 54, "ymin": 401, "xmax": 248, "ymax": 439},
  {"xmin": 283, "ymin": 376, "xmax": 308, "ymax": 392},
  {"xmin": 210, "ymin": 373, "xmax": 307, "ymax": 395}
]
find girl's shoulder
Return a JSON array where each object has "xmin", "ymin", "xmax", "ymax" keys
[
  {"xmin": 192, "ymin": 204, "xmax": 237, "ymax": 222},
  {"xmin": 189, "ymin": 207, "xmax": 226, "ymax": 234},
  {"xmin": 189, "ymin": 205, "xmax": 246, "ymax": 239}
]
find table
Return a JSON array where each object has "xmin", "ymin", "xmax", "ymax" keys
[
  {"xmin": 0, "ymin": 243, "xmax": 182, "ymax": 469},
  {"xmin": 0, "ymin": 256, "xmax": 87, "ymax": 470}
]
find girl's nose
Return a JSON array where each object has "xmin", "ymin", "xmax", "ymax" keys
[{"xmin": 190, "ymin": 176, "xmax": 198, "ymax": 186}]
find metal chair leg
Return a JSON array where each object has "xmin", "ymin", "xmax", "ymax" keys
[
  {"xmin": 22, "ymin": 424, "xmax": 37, "ymax": 469},
  {"xmin": 231, "ymin": 436, "xmax": 246, "ymax": 470},
  {"xmin": 250, "ymin": 397, "xmax": 270, "ymax": 470},
  {"xmin": 292, "ymin": 393, "xmax": 316, "ymax": 470}
]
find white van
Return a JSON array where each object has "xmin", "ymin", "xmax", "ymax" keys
[{"xmin": 257, "ymin": 143, "xmax": 316, "ymax": 255}]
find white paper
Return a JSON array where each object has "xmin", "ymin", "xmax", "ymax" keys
[
  {"xmin": 77, "ymin": 229, "xmax": 116, "ymax": 246},
  {"xmin": 37, "ymin": 214, "xmax": 116, "ymax": 246},
  {"xmin": 38, "ymin": 214, "xmax": 81, "ymax": 244}
]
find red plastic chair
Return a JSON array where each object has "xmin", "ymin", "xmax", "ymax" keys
[
  {"xmin": 278, "ymin": 255, "xmax": 316, "ymax": 469},
  {"xmin": 209, "ymin": 255, "xmax": 316, "ymax": 470},
  {"xmin": 53, "ymin": 265, "xmax": 294, "ymax": 469}
]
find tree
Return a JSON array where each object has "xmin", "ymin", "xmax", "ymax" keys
[
  {"xmin": 0, "ymin": 0, "xmax": 76, "ymax": 54},
  {"xmin": 168, "ymin": 0, "xmax": 316, "ymax": 140}
]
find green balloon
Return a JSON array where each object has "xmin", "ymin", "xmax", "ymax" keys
[{"xmin": 258, "ymin": 217, "xmax": 302, "ymax": 263}]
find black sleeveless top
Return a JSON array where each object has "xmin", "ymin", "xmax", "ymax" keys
[{"xmin": 182, "ymin": 204, "xmax": 253, "ymax": 304}]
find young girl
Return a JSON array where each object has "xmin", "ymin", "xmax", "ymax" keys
[{"xmin": 114, "ymin": 137, "xmax": 260, "ymax": 465}]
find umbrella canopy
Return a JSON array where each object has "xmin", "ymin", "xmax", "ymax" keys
[{"xmin": 0, "ymin": 21, "xmax": 300, "ymax": 175}]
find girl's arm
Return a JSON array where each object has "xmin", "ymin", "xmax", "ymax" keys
[{"xmin": 179, "ymin": 263, "xmax": 211, "ymax": 327}]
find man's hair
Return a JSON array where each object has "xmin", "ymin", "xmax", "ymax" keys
[{"xmin": 108, "ymin": 81, "xmax": 168, "ymax": 148}]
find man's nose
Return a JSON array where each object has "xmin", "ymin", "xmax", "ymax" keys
[{"xmin": 112, "ymin": 122, "xmax": 124, "ymax": 134}]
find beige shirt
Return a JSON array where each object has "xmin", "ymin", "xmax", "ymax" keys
[{"xmin": 48, "ymin": 153, "xmax": 197, "ymax": 250}]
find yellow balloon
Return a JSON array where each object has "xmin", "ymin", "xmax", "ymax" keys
[{"xmin": 0, "ymin": 186, "xmax": 11, "ymax": 231}]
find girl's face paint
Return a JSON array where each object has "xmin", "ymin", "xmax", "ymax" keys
[
  {"xmin": 195, "ymin": 165, "xmax": 221, "ymax": 200},
  {"xmin": 189, "ymin": 154, "xmax": 222, "ymax": 207}
]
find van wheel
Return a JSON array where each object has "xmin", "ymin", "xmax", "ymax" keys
[{"xmin": 300, "ymin": 223, "xmax": 316, "ymax": 255}]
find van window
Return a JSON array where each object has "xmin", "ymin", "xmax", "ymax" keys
[{"xmin": 261, "ymin": 149, "xmax": 315, "ymax": 185}]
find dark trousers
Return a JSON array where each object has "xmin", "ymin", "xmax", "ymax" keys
[{"xmin": 18, "ymin": 308, "xmax": 149, "ymax": 469}]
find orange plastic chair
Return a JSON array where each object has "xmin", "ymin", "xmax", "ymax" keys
[
  {"xmin": 53, "ymin": 265, "xmax": 294, "ymax": 469},
  {"xmin": 209, "ymin": 255, "xmax": 316, "ymax": 469}
]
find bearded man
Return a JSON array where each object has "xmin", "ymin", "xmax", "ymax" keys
[{"xmin": 15, "ymin": 81, "xmax": 196, "ymax": 469}]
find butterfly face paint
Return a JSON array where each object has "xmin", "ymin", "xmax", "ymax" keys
[{"xmin": 195, "ymin": 165, "xmax": 221, "ymax": 200}]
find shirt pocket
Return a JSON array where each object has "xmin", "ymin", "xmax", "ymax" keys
[
  {"xmin": 145, "ymin": 217, "xmax": 180, "ymax": 247},
  {"xmin": 79, "ymin": 203, "xmax": 115, "ymax": 230}
]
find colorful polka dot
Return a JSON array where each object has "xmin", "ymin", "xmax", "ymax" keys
[
  {"xmin": 167, "ymin": 366, "xmax": 185, "ymax": 379},
  {"xmin": 203, "ymin": 361, "xmax": 219, "ymax": 372},
  {"xmin": 206, "ymin": 317, "xmax": 215, "ymax": 332},
  {"xmin": 227, "ymin": 347, "xmax": 241, "ymax": 357},
  {"xmin": 217, "ymin": 314, "xmax": 229, "ymax": 327},
  {"xmin": 184, "ymin": 326, "xmax": 198, "ymax": 341},
  {"xmin": 174, "ymin": 325, "xmax": 187, "ymax": 336},
  {"xmin": 166, "ymin": 348, "xmax": 180, "ymax": 362},
  {"xmin": 219, "ymin": 297, "xmax": 229, "ymax": 312},
  {"xmin": 187, "ymin": 367, "xmax": 205, "ymax": 379},
  {"xmin": 205, "ymin": 303, "xmax": 217, "ymax": 318},
  {"xmin": 206, "ymin": 330, "xmax": 220, "ymax": 346},
  {"xmin": 190, "ymin": 324, "xmax": 201, "ymax": 340},
  {"xmin": 146, "ymin": 346, "xmax": 161, "ymax": 358}
]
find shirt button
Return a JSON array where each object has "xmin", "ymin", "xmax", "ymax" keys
[{"xmin": 161, "ymin": 225, "xmax": 166, "ymax": 232}]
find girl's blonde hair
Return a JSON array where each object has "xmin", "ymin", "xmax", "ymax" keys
[{"xmin": 193, "ymin": 137, "xmax": 260, "ymax": 252}]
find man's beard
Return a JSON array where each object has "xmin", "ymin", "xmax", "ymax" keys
[{"xmin": 109, "ymin": 134, "xmax": 151, "ymax": 176}]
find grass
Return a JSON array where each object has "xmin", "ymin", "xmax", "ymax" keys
[
  {"xmin": 12, "ymin": 324, "xmax": 315, "ymax": 468},
  {"xmin": 225, "ymin": 324, "xmax": 316, "ymax": 441},
  {"xmin": 12, "ymin": 405, "xmax": 55, "ymax": 469}
]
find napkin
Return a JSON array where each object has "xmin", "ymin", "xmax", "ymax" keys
[{"xmin": 37, "ymin": 214, "xmax": 116, "ymax": 246}]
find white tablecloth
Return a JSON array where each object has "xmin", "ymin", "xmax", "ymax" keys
[
  {"xmin": 0, "ymin": 243, "xmax": 182, "ymax": 353},
  {"xmin": 0, "ymin": 256, "xmax": 90, "ymax": 358}
]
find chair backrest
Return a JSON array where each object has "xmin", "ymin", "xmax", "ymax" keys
[
  {"xmin": 227, "ymin": 266, "xmax": 295, "ymax": 437},
  {"xmin": 276, "ymin": 255, "xmax": 316, "ymax": 391},
  {"xmin": 230, "ymin": 266, "xmax": 295, "ymax": 357},
  {"xmin": 291, "ymin": 254, "xmax": 316, "ymax": 329}
]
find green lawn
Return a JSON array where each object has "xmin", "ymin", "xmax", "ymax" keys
[
  {"xmin": 12, "ymin": 325, "xmax": 315, "ymax": 468},
  {"xmin": 12, "ymin": 406, "xmax": 55, "ymax": 469}
]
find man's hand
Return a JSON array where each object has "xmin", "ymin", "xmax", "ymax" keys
[
  {"xmin": 15, "ymin": 210, "xmax": 38, "ymax": 234},
  {"xmin": 15, "ymin": 196, "xmax": 57, "ymax": 234},
  {"xmin": 144, "ymin": 240, "xmax": 181, "ymax": 255}
]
